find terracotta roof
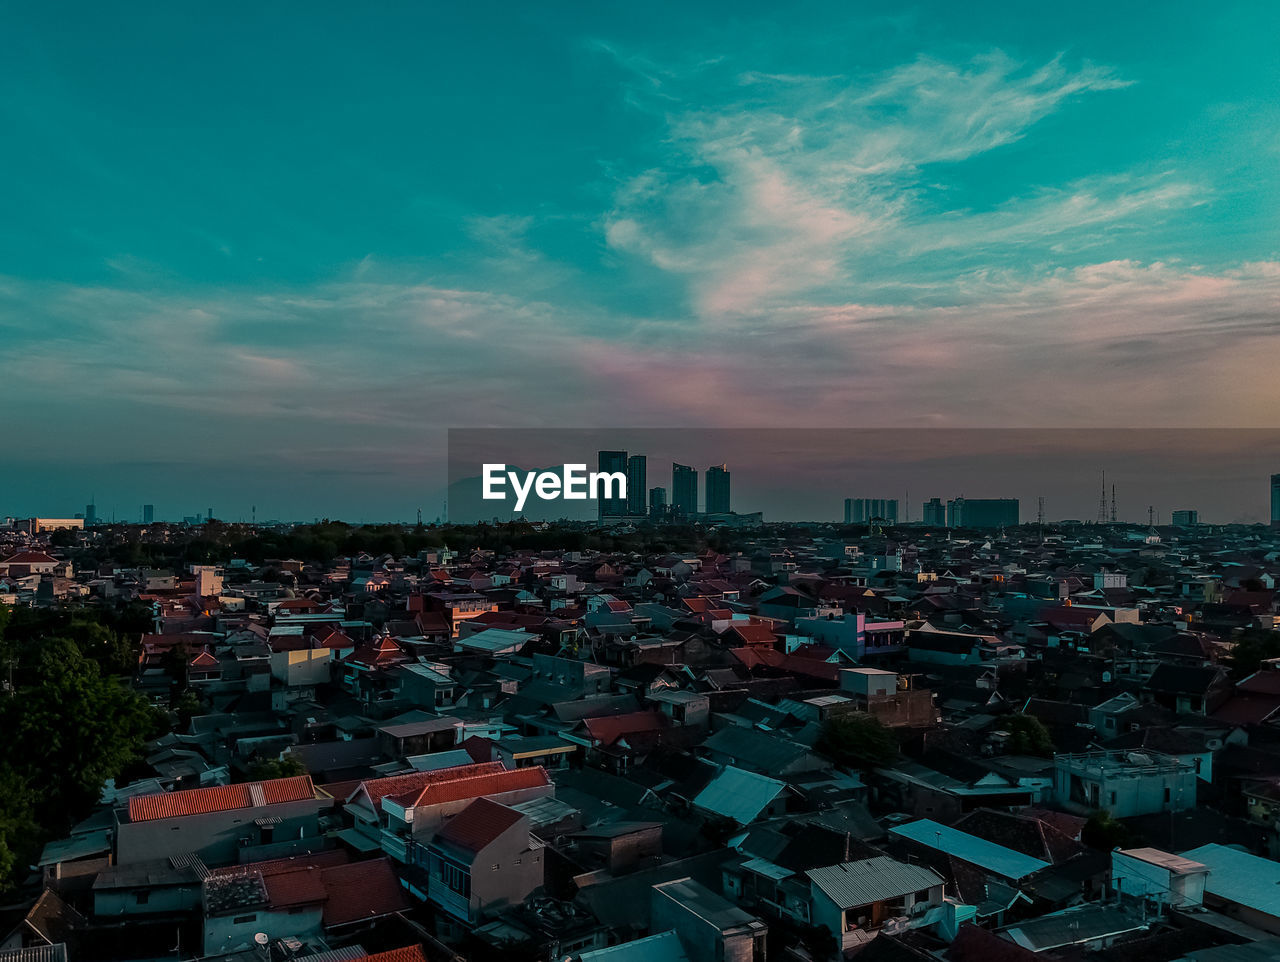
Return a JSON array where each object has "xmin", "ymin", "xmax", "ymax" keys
[
  {"xmin": 343, "ymin": 636, "xmax": 406, "ymax": 667},
  {"xmin": 189, "ymin": 650, "xmax": 220, "ymax": 668},
  {"xmin": 1238, "ymin": 670, "xmax": 1280, "ymax": 696},
  {"xmin": 436, "ymin": 797, "xmax": 525, "ymax": 852},
  {"xmin": 263, "ymin": 865, "xmax": 329, "ymax": 908},
  {"xmin": 729, "ymin": 646, "xmax": 842, "ymax": 683},
  {"xmin": 127, "ymin": 775, "xmax": 316, "ymax": 822},
  {"xmin": 1, "ymin": 551, "xmax": 59, "ymax": 564},
  {"xmin": 350, "ymin": 762, "xmax": 506, "ymax": 807},
  {"xmin": 207, "ymin": 850, "xmax": 349, "ymax": 880},
  {"xmin": 389, "ymin": 766, "xmax": 550, "ymax": 809},
  {"xmin": 361, "ymin": 948, "xmax": 427, "ymax": 962},
  {"xmin": 581, "ymin": 710, "xmax": 668, "ymax": 747},
  {"xmin": 321, "ymin": 857, "xmax": 408, "ymax": 927}
]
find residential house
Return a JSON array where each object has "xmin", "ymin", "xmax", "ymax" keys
[
  {"xmin": 651, "ymin": 877, "xmax": 768, "ymax": 962},
  {"xmin": 114, "ymin": 776, "xmax": 323, "ymax": 867},
  {"xmin": 421, "ymin": 798, "xmax": 544, "ymax": 924},
  {"xmin": 805, "ymin": 856, "xmax": 945, "ymax": 954},
  {"xmin": 1052, "ymin": 751, "xmax": 1196, "ymax": 817}
]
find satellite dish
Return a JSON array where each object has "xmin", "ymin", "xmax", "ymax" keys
[{"xmin": 254, "ymin": 934, "xmax": 269, "ymax": 947}]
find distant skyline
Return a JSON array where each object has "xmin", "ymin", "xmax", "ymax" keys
[{"xmin": 2, "ymin": 3, "xmax": 1278, "ymax": 517}]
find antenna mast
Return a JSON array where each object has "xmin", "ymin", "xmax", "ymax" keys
[{"xmin": 1097, "ymin": 470, "xmax": 1108, "ymax": 525}]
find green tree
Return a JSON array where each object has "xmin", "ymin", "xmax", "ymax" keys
[
  {"xmin": 1005, "ymin": 714, "xmax": 1055, "ymax": 757},
  {"xmin": 0, "ymin": 768, "xmax": 39, "ymax": 891},
  {"xmin": 1227, "ymin": 630, "xmax": 1280, "ymax": 678},
  {"xmin": 0, "ymin": 637, "xmax": 156, "ymax": 834},
  {"xmin": 815, "ymin": 713, "xmax": 899, "ymax": 769},
  {"xmin": 245, "ymin": 754, "xmax": 306, "ymax": 781},
  {"xmin": 1082, "ymin": 809, "xmax": 1136, "ymax": 850}
]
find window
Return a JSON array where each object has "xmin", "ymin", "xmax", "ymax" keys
[
  {"xmin": 233, "ymin": 914, "xmax": 256, "ymax": 924},
  {"xmin": 433, "ymin": 857, "xmax": 471, "ymax": 896},
  {"xmin": 491, "ymin": 863, "xmax": 500, "ymax": 871},
  {"xmin": 135, "ymin": 891, "xmax": 150, "ymax": 905}
]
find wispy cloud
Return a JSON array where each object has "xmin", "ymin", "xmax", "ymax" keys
[{"xmin": 603, "ymin": 48, "xmax": 1163, "ymax": 318}]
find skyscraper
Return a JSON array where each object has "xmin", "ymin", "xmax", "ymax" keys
[
  {"xmin": 705, "ymin": 464, "xmax": 731, "ymax": 514},
  {"xmin": 844, "ymin": 498, "xmax": 898, "ymax": 524},
  {"xmin": 626, "ymin": 455, "xmax": 647, "ymax": 516},
  {"xmin": 1272, "ymin": 474, "xmax": 1280, "ymax": 528},
  {"xmin": 672, "ymin": 463, "xmax": 698, "ymax": 516},
  {"xmin": 597, "ymin": 450, "xmax": 629, "ymax": 521},
  {"xmin": 922, "ymin": 498, "xmax": 945, "ymax": 526},
  {"xmin": 84, "ymin": 502, "xmax": 97, "ymax": 527},
  {"xmin": 649, "ymin": 486, "xmax": 667, "ymax": 518},
  {"xmin": 947, "ymin": 497, "xmax": 1019, "ymax": 528},
  {"xmin": 143, "ymin": 504, "xmax": 155, "ymax": 524}
]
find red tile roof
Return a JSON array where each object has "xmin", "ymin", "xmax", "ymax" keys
[
  {"xmin": 727, "ymin": 623, "xmax": 777, "ymax": 646},
  {"xmin": 437, "ymin": 797, "xmax": 525, "ymax": 852},
  {"xmin": 321, "ymin": 857, "xmax": 408, "ymax": 927},
  {"xmin": 1, "ymin": 551, "xmax": 58, "ymax": 564},
  {"xmin": 391, "ymin": 766, "xmax": 551, "ymax": 809},
  {"xmin": 729, "ymin": 646, "xmax": 843, "ymax": 682},
  {"xmin": 343, "ymin": 635, "xmax": 407, "ymax": 667},
  {"xmin": 127, "ymin": 775, "xmax": 316, "ymax": 822},
  {"xmin": 581, "ymin": 710, "xmax": 668, "ymax": 747},
  {"xmin": 207, "ymin": 850, "xmax": 349, "ymax": 880},
  {"xmin": 263, "ymin": 866, "xmax": 329, "ymax": 908},
  {"xmin": 349, "ymin": 762, "xmax": 506, "ymax": 807},
  {"xmin": 361, "ymin": 948, "xmax": 427, "ymax": 962}
]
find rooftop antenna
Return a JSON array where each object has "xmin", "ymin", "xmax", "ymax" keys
[
  {"xmin": 1148, "ymin": 505, "xmax": 1155, "ymax": 526},
  {"xmin": 1097, "ymin": 470, "xmax": 1108, "ymax": 525},
  {"xmin": 1110, "ymin": 484, "xmax": 1117, "ymax": 524}
]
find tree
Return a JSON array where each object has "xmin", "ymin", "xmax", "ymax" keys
[
  {"xmin": 0, "ymin": 637, "xmax": 156, "ymax": 834},
  {"xmin": 1227, "ymin": 629, "xmax": 1280, "ymax": 679},
  {"xmin": 0, "ymin": 768, "xmax": 39, "ymax": 892},
  {"xmin": 246, "ymin": 754, "xmax": 306, "ymax": 782},
  {"xmin": 1082, "ymin": 809, "xmax": 1136, "ymax": 850},
  {"xmin": 1005, "ymin": 714, "xmax": 1055, "ymax": 757},
  {"xmin": 815, "ymin": 713, "xmax": 899, "ymax": 769}
]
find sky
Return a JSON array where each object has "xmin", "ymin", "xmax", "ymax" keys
[{"xmin": 2, "ymin": 2, "xmax": 1278, "ymax": 521}]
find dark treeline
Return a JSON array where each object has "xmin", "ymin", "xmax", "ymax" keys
[{"xmin": 58, "ymin": 519, "xmax": 800, "ymax": 570}]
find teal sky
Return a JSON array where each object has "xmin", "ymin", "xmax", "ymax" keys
[{"xmin": 2, "ymin": 2, "xmax": 1278, "ymax": 520}]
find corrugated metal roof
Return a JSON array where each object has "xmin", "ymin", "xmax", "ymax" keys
[
  {"xmin": 805, "ymin": 856, "xmax": 942, "ymax": 910},
  {"xmin": 741, "ymin": 857, "xmax": 794, "ymax": 881},
  {"xmin": 578, "ymin": 930, "xmax": 691, "ymax": 961},
  {"xmin": 1003, "ymin": 905, "xmax": 1147, "ymax": 951},
  {"xmin": 890, "ymin": 818, "xmax": 1050, "ymax": 880},
  {"xmin": 293, "ymin": 946, "xmax": 368, "ymax": 962},
  {"xmin": 1182, "ymin": 843, "xmax": 1280, "ymax": 917},
  {"xmin": 692, "ymin": 766, "xmax": 786, "ymax": 824}
]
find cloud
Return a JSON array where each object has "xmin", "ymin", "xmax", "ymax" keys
[
  {"xmin": 603, "ymin": 48, "xmax": 1160, "ymax": 318},
  {"xmin": 3, "ymin": 256, "xmax": 1275, "ymax": 474}
]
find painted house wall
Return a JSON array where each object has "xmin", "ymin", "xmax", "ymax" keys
[{"xmin": 115, "ymin": 798, "xmax": 323, "ymax": 867}]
